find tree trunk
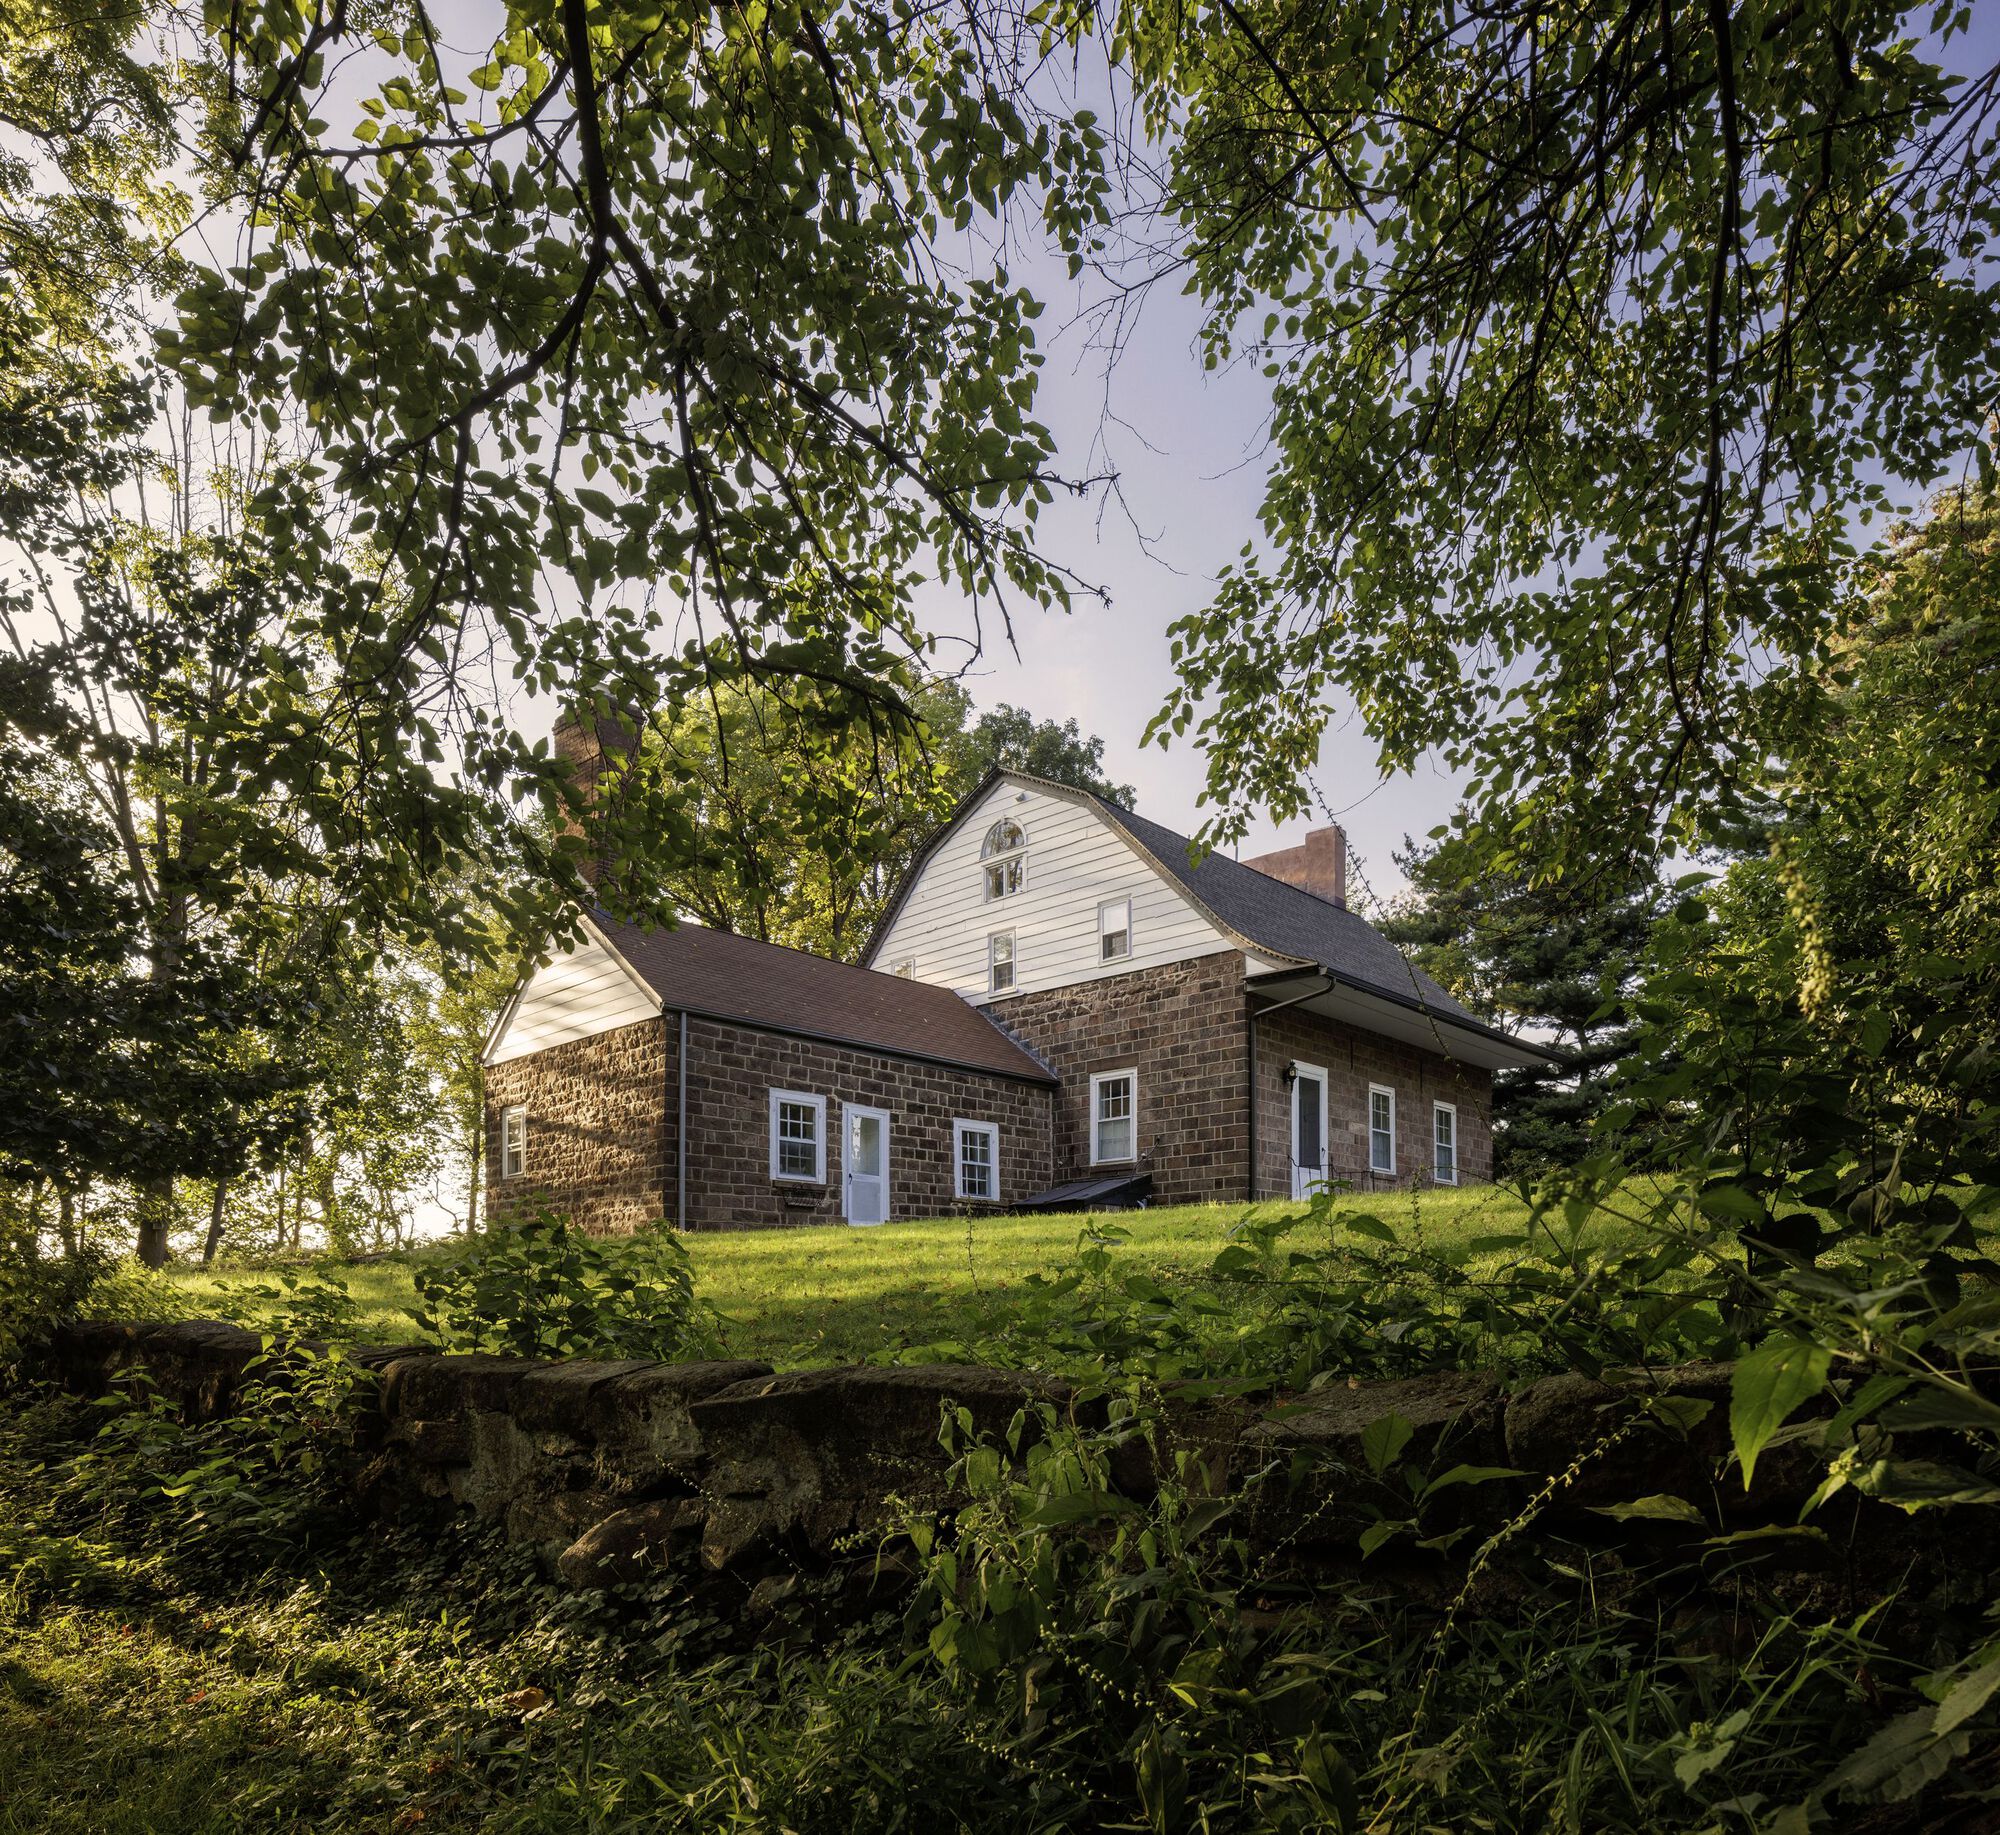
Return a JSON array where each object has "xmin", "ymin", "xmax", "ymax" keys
[
  {"xmin": 464, "ymin": 1070, "xmax": 483, "ymax": 1235},
  {"xmin": 135, "ymin": 1174, "xmax": 174, "ymax": 1268},
  {"xmin": 57, "ymin": 1184, "xmax": 79, "ymax": 1258},
  {"xmin": 200, "ymin": 1177, "xmax": 230, "ymax": 1265}
]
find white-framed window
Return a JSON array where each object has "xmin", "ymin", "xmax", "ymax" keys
[
  {"xmin": 500, "ymin": 1105, "xmax": 527, "ymax": 1180},
  {"xmin": 890, "ymin": 959, "xmax": 915, "ymax": 979},
  {"xmin": 981, "ymin": 817, "xmax": 1027, "ymax": 901},
  {"xmin": 988, "ymin": 930, "xmax": 1015, "ymax": 994},
  {"xmin": 1368, "ymin": 1084, "xmax": 1397, "ymax": 1176},
  {"xmin": 1090, "ymin": 1068, "xmax": 1138, "ymax": 1164},
  {"xmin": 1433, "ymin": 1102, "xmax": 1458, "ymax": 1185},
  {"xmin": 1098, "ymin": 896, "xmax": 1132, "ymax": 963},
  {"xmin": 953, "ymin": 1119, "xmax": 1000, "ymax": 1201},
  {"xmin": 768, "ymin": 1088, "xmax": 827, "ymax": 1183}
]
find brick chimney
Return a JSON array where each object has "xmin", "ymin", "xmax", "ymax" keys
[
  {"xmin": 1242, "ymin": 824, "xmax": 1346, "ymax": 908},
  {"xmin": 551, "ymin": 696, "xmax": 643, "ymax": 886}
]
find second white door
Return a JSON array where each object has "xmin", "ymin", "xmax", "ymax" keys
[
  {"xmin": 844, "ymin": 1105, "xmax": 890, "ymax": 1226},
  {"xmin": 1290, "ymin": 1065, "xmax": 1329, "ymax": 1200}
]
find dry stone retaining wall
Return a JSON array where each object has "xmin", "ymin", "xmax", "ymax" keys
[{"xmin": 39, "ymin": 1321, "xmax": 1981, "ymax": 1606}]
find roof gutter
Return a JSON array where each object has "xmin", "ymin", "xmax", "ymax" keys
[{"xmin": 1246, "ymin": 963, "xmax": 1562, "ymax": 1066}]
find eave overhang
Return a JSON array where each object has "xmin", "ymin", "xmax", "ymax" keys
[{"xmin": 1246, "ymin": 965, "xmax": 1562, "ymax": 1074}]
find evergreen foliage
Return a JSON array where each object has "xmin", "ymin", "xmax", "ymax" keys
[{"xmin": 1383, "ymin": 840, "xmax": 1665, "ymax": 1175}]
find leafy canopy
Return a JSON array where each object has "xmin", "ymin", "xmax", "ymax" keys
[
  {"xmin": 161, "ymin": 0, "xmax": 1117, "ymax": 913},
  {"xmin": 1129, "ymin": 0, "xmax": 2000, "ymax": 872}
]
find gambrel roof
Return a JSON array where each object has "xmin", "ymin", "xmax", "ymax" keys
[
  {"xmin": 867, "ymin": 769, "xmax": 1554, "ymax": 1067},
  {"xmin": 1095, "ymin": 799, "xmax": 1477, "ymax": 1022}
]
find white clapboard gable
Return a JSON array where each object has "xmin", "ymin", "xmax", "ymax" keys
[
  {"xmin": 868, "ymin": 778, "xmax": 1244, "ymax": 1002},
  {"xmin": 486, "ymin": 926, "xmax": 658, "ymax": 1065}
]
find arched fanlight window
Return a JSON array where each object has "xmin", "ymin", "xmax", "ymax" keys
[{"xmin": 981, "ymin": 818, "xmax": 1027, "ymax": 899}]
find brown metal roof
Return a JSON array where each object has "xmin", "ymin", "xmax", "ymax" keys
[{"xmin": 587, "ymin": 912, "xmax": 1056, "ymax": 1084}]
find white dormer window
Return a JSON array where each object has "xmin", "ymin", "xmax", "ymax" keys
[
  {"xmin": 1098, "ymin": 897, "xmax": 1131, "ymax": 963},
  {"xmin": 981, "ymin": 818, "xmax": 1027, "ymax": 900}
]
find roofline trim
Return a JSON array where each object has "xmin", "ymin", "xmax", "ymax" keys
[
  {"xmin": 584, "ymin": 906, "xmax": 1056, "ymax": 1085},
  {"xmin": 673, "ymin": 1003, "xmax": 1059, "ymax": 1085},
  {"xmin": 577, "ymin": 909, "xmax": 675, "ymax": 1009},
  {"xmin": 1244, "ymin": 964, "xmax": 1563, "ymax": 1065},
  {"xmin": 479, "ymin": 906, "xmax": 666, "ymax": 1067},
  {"xmin": 861, "ymin": 765, "xmax": 1317, "ymax": 975}
]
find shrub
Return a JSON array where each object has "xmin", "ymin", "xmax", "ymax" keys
[
  {"xmin": 0, "ymin": 1223, "xmax": 108, "ymax": 1383},
  {"xmin": 413, "ymin": 1209, "xmax": 715, "ymax": 1361}
]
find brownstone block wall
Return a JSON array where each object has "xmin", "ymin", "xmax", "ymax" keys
[
  {"xmin": 1251, "ymin": 1004, "xmax": 1493, "ymax": 1197},
  {"xmin": 485, "ymin": 1018, "xmax": 675, "ymax": 1235},
  {"xmin": 486, "ymin": 1015, "xmax": 1051, "ymax": 1234},
  {"xmin": 982, "ymin": 954, "xmax": 1252, "ymax": 1207},
  {"xmin": 678, "ymin": 1020, "xmax": 1053, "ymax": 1230}
]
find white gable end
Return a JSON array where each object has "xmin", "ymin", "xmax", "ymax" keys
[
  {"xmin": 869, "ymin": 779, "xmax": 1243, "ymax": 1002},
  {"xmin": 486, "ymin": 925, "xmax": 658, "ymax": 1065}
]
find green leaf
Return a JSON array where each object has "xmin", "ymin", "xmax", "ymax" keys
[
  {"xmin": 1936, "ymin": 1650, "xmax": 2000, "ymax": 1735},
  {"xmin": 1731, "ymin": 1336, "xmax": 1831, "ymax": 1487},
  {"xmin": 1418, "ymin": 1463, "xmax": 1524, "ymax": 1498},
  {"xmin": 1342, "ymin": 1213, "xmax": 1398, "ymax": 1245},
  {"xmin": 1018, "ymin": 1488, "xmax": 1131, "ymax": 1530},
  {"xmin": 1587, "ymin": 1493, "xmax": 1706, "ymax": 1525},
  {"xmin": 1359, "ymin": 1411, "xmax": 1413, "ymax": 1476}
]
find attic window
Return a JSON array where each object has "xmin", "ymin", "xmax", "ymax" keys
[
  {"xmin": 890, "ymin": 959, "xmax": 915, "ymax": 978},
  {"xmin": 981, "ymin": 818, "xmax": 1027, "ymax": 900},
  {"xmin": 1098, "ymin": 897, "xmax": 1131, "ymax": 962}
]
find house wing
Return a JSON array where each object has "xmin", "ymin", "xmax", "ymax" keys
[{"xmin": 866, "ymin": 768, "xmax": 1556, "ymax": 1068}]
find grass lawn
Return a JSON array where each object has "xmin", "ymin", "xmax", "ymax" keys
[{"xmin": 159, "ymin": 1183, "xmax": 1547, "ymax": 1368}]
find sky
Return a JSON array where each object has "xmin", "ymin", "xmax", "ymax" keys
[{"xmin": 907, "ymin": 248, "xmax": 1454, "ymax": 902}]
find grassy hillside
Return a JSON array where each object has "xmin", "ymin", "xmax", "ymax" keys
[{"xmin": 159, "ymin": 1184, "xmax": 1548, "ymax": 1368}]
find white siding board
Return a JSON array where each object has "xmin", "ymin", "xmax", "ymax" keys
[
  {"xmin": 486, "ymin": 930, "xmax": 658, "ymax": 1064},
  {"xmin": 871, "ymin": 781, "xmax": 1244, "ymax": 1002}
]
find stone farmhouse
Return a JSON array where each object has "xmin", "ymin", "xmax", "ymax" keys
[{"xmin": 482, "ymin": 767, "xmax": 1552, "ymax": 1232}]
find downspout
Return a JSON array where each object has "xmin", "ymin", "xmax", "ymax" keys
[
  {"xmin": 1246, "ymin": 970, "xmax": 1337, "ymax": 1202},
  {"xmin": 676, "ymin": 1008, "xmax": 689, "ymax": 1231}
]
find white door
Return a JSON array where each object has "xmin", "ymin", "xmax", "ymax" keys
[
  {"xmin": 1290, "ymin": 1065, "xmax": 1329, "ymax": 1200},
  {"xmin": 844, "ymin": 1105, "xmax": 890, "ymax": 1226}
]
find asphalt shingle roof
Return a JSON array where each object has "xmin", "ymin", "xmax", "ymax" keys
[
  {"xmin": 1089, "ymin": 800, "xmax": 1482, "ymax": 1025},
  {"xmin": 589, "ymin": 911, "xmax": 1056, "ymax": 1084}
]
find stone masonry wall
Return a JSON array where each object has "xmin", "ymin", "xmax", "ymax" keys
[
  {"xmin": 982, "ymin": 954, "xmax": 1251, "ymax": 1207},
  {"xmin": 47, "ymin": 1321, "xmax": 1952, "ymax": 1609},
  {"xmin": 678, "ymin": 1019, "xmax": 1053, "ymax": 1230},
  {"xmin": 487, "ymin": 1015, "xmax": 1052, "ymax": 1234},
  {"xmin": 1252, "ymin": 1004, "xmax": 1493, "ymax": 1197},
  {"xmin": 485, "ymin": 1018, "xmax": 675, "ymax": 1235}
]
